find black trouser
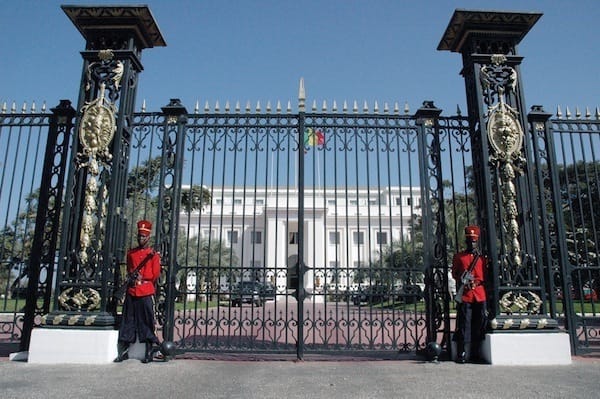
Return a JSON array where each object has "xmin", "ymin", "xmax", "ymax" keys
[
  {"xmin": 118, "ymin": 294, "xmax": 159, "ymax": 345},
  {"xmin": 454, "ymin": 301, "xmax": 487, "ymax": 344}
]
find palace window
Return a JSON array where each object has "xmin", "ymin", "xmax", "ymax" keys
[{"xmin": 251, "ymin": 230, "xmax": 262, "ymax": 244}]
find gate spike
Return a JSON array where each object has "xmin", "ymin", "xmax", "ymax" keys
[
  {"xmin": 353, "ymin": 100, "xmax": 358, "ymax": 113},
  {"xmin": 311, "ymin": 100, "xmax": 317, "ymax": 112},
  {"xmin": 245, "ymin": 101, "xmax": 251, "ymax": 113},
  {"xmin": 11, "ymin": 101, "xmax": 16, "ymax": 113},
  {"xmin": 363, "ymin": 101, "xmax": 368, "ymax": 113},
  {"xmin": 556, "ymin": 105, "xmax": 562, "ymax": 118},
  {"xmin": 565, "ymin": 106, "xmax": 571, "ymax": 119},
  {"xmin": 141, "ymin": 99, "xmax": 146, "ymax": 112},
  {"xmin": 287, "ymin": 100, "xmax": 292, "ymax": 113},
  {"xmin": 31, "ymin": 101, "xmax": 36, "ymax": 113},
  {"xmin": 256, "ymin": 100, "xmax": 261, "ymax": 112},
  {"xmin": 456, "ymin": 104, "xmax": 462, "ymax": 116},
  {"xmin": 393, "ymin": 102, "xmax": 399, "ymax": 114},
  {"xmin": 374, "ymin": 101, "xmax": 379, "ymax": 114},
  {"xmin": 22, "ymin": 102, "xmax": 27, "ymax": 113},
  {"xmin": 225, "ymin": 101, "xmax": 230, "ymax": 113},
  {"xmin": 575, "ymin": 107, "xmax": 581, "ymax": 118},
  {"xmin": 214, "ymin": 100, "xmax": 220, "ymax": 112},
  {"xmin": 266, "ymin": 101, "xmax": 271, "ymax": 113},
  {"xmin": 596, "ymin": 107, "xmax": 600, "ymax": 120},
  {"xmin": 404, "ymin": 102, "xmax": 410, "ymax": 114},
  {"xmin": 332, "ymin": 100, "xmax": 338, "ymax": 112},
  {"xmin": 235, "ymin": 101, "xmax": 241, "ymax": 113},
  {"xmin": 383, "ymin": 102, "xmax": 389, "ymax": 114},
  {"xmin": 194, "ymin": 100, "xmax": 199, "ymax": 114},
  {"xmin": 204, "ymin": 101, "xmax": 210, "ymax": 112},
  {"xmin": 585, "ymin": 107, "xmax": 591, "ymax": 119},
  {"xmin": 1, "ymin": 102, "xmax": 6, "ymax": 113},
  {"xmin": 322, "ymin": 100, "xmax": 327, "ymax": 112},
  {"xmin": 343, "ymin": 100, "xmax": 348, "ymax": 113},
  {"xmin": 276, "ymin": 100, "xmax": 282, "ymax": 113},
  {"xmin": 298, "ymin": 77, "xmax": 305, "ymax": 112},
  {"xmin": 41, "ymin": 101, "xmax": 46, "ymax": 112}
]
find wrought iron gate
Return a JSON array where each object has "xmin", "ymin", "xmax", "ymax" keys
[
  {"xmin": 1, "ymin": 7, "xmax": 599, "ymax": 360},
  {"xmin": 129, "ymin": 98, "xmax": 469, "ymax": 358}
]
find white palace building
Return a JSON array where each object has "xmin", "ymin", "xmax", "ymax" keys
[{"xmin": 179, "ymin": 185, "xmax": 422, "ymax": 300}]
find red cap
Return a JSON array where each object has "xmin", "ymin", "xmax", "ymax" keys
[
  {"xmin": 137, "ymin": 220, "xmax": 152, "ymax": 236},
  {"xmin": 465, "ymin": 225, "xmax": 480, "ymax": 240}
]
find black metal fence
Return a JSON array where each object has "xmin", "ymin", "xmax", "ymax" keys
[
  {"xmin": 549, "ymin": 108, "xmax": 600, "ymax": 353},
  {"xmin": 1, "ymin": 100, "xmax": 599, "ymax": 356},
  {"xmin": 0, "ymin": 103, "xmax": 52, "ymax": 347}
]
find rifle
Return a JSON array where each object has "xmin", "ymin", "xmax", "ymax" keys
[
  {"xmin": 113, "ymin": 250, "xmax": 156, "ymax": 300},
  {"xmin": 454, "ymin": 251, "xmax": 480, "ymax": 304}
]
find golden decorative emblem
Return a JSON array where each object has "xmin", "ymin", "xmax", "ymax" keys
[
  {"xmin": 487, "ymin": 103, "xmax": 523, "ymax": 160},
  {"xmin": 58, "ymin": 287, "xmax": 101, "ymax": 311},
  {"xmin": 79, "ymin": 99, "xmax": 116, "ymax": 156}
]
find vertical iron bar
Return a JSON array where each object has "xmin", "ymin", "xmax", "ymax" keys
[
  {"xmin": 21, "ymin": 101, "xmax": 76, "ymax": 351},
  {"xmin": 297, "ymin": 110, "xmax": 305, "ymax": 359}
]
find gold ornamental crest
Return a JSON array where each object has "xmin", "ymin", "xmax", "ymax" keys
[
  {"xmin": 487, "ymin": 101, "xmax": 523, "ymax": 160},
  {"xmin": 79, "ymin": 84, "xmax": 116, "ymax": 156}
]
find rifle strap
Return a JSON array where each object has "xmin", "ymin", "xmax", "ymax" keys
[
  {"xmin": 114, "ymin": 250, "xmax": 156, "ymax": 298},
  {"xmin": 466, "ymin": 252, "xmax": 480, "ymax": 275},
  {"xmin": 456, "ymin": 252, "xmax": 480, "ymax": 297},
  {"xmin": 130, "ymin": 250, "xmax": 156, "ymax": 277}
]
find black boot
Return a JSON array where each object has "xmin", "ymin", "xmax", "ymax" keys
[
  {"xmin": 114, "ymin": 341, "xmax": 129, "ymax": 363},
  {"xmin": 141, "ymin": 342, "xmax": 154, "ymax": 364},
  {"xmin": 456, "ymin": 342, "xmax": 466, "ymax": 364},
  {"xmin": 470, "ymin": 342, "xmax": 483, "ymax": 363}
]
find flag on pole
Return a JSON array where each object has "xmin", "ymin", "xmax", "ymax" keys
[{"xmin": 304, "ymin": 127, "xmax": 325, "ymax": 147}]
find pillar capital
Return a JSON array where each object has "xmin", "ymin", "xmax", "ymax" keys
[
  {"xmin": 62, "ymin": 5, "xmax": 166, "ymax": 50},
  {"xmin": 438, "ymin": 10, "xmax": 541, "ymax": 54}
]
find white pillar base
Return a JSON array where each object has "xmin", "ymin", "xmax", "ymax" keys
[
  {"xmin": 28, "ymin": 328, "xmax": 119, "ymax": 364},
  {"xmin": 482, "ymin": 332, "xmax": 572, "ymax": 365},
  {"xmin": 27, "ymin": 328, "xmax": 149, "ymax": 364}
]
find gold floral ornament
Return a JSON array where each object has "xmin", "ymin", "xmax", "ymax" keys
[
  {"xmin": 75, "ymin": 50, "xmax": 122, "ymax": 268},
  {"xmin": 58, "ymin": 287, "xmax": 101, "ymax": 311},
  {"xmin": 488, "ymin": 101, "xmax": 523, "ymax": 161},
  {"xmin": 79, "ymin": 83, "xmax": 116, "ymax": 160},
  {"xmin": 482, "ymin": 55, "xmax": 526, "ymax": 269}
]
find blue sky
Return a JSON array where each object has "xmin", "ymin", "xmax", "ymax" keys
[{"xmin": 0, "ymin": 0, "xmax": 598, "ymax": 116}]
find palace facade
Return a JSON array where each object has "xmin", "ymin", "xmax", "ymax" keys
[{"xmin": 179, "ymin": 185, "xmax": 421, "ymax": 299}]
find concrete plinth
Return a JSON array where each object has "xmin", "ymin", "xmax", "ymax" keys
[
  {"xmin": 28, "ymin": 328, "xmax": 119, "ymax": 364},
  {"xmin": 481, "ymin": 332, "xmax": 572, "ymax": 365},
  {"xmin": 27, "ymin": 328, "xmax": 150, "ymax": 364}
]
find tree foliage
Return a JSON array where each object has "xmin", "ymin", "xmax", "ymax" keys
[
  {"xmin": 175, "ymin": 235, "xmax": 238, "ymax": 301},
  {"xmin": 181, "ymin": 185, "xmax": 212, "ymax": 213}
]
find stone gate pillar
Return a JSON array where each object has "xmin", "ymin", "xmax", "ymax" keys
[
  {"xmin": 438, "ymin": 10, "xmax": 571, "ymax": 365},
  {"xmin": 28, "ymin": 6, "xmax": 165, "ymax": 363}
]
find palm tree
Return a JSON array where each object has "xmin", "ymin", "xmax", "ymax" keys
[
  {"xmin": 176, "ymin": 235, "xmax": 238, "ymax": 301},
  {"xmin": 180, "ymin": 185, "xmax": 212, "ymax": 213}
]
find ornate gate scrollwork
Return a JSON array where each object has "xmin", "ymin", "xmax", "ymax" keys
[{"xmin": 482, "ymin": 54, "xmax": 526, "ymax": 269}]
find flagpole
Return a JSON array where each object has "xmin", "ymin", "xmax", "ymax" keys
[{"xmin": 316, "ymin": 146, "xmax": 320, "ymax": 192}]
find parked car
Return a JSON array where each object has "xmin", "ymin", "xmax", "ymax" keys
[
  {"xmin": 351, "ymin": 285, "xmax": 390, "ymax": 306},
  {"xmin": 231, "ymin": 281, "xmax": 275, "ymax": 306},
  {"xmin": 9, "ymin": 261, "xmax": 29, "ymax": 299},
  {"xmin": 259, "ymin": 282, "xmax": 276, "ymax": 300},
  {"xmin": 574, "ymin": 286, "xmax": 598, "ymax": 301},
  {"xmin": 557, "ymin": 284, "xmax": 598, "ymax": 301},
  {"xmin": 396, "ymin": 283, "xmax": 424, "ymax": 304}
]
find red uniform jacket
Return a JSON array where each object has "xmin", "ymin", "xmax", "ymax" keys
[
  {"xmin": 452, "ymin": 251, "xmax": 486, "ymax": 303},
  {"xmin": 126, "ymin": 246, "xmax": 161, "ymax": 297}
]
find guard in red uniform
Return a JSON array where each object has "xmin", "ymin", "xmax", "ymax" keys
[
  {"xmin": 114, "ymin": 220, "xmax": 161, "ymax": 363},
  {"xmin": 452, "ymin": 225, "xmax": 487, "ymax": 363}
]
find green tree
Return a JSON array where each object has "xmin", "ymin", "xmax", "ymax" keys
[
  {"xmin": 181, "ymin": 185, "xmax": 212, "ymax": 213},
  {"xmin": 126, "ymin": 157, "xmax": 163, "ymax": 198},
  {"xmin": 558, "ymin": 161, "xmax": 600, "ymax": 234},
  {"xmin": 175, "ymin": 235, "xmax": 238, "ymax": 301}
]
